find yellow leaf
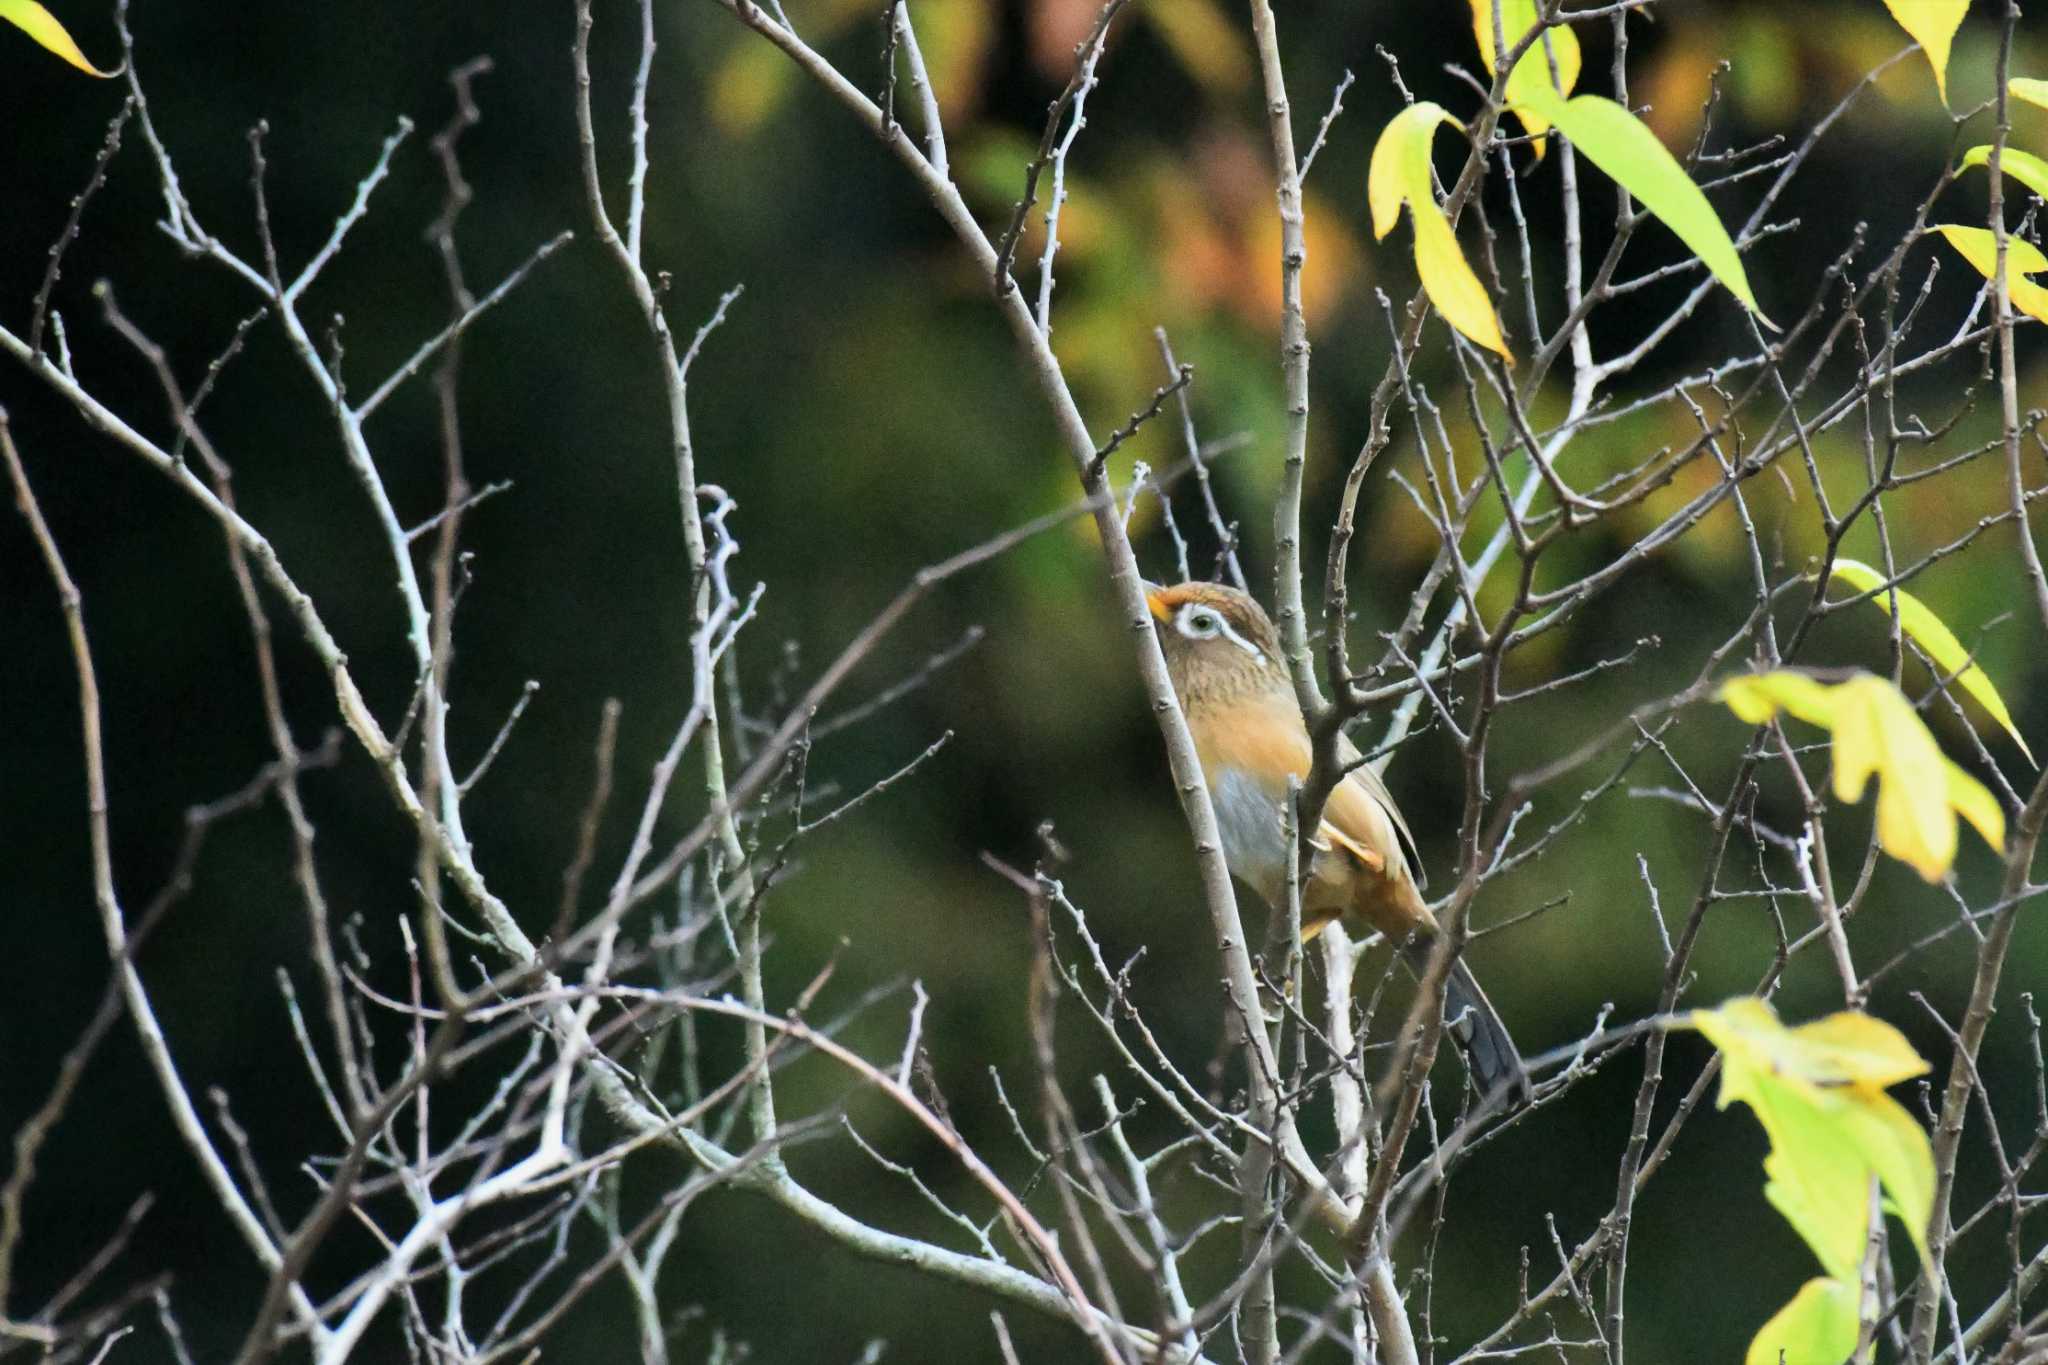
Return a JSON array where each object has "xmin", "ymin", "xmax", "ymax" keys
[
  {"xmin": 1828, "ymin": 674, "xmax": 1956, "ymax": 881},
  {"xmin": 1827, "ymin": 559, "xmax": 2034, "ymax": 764},
  {"xmin": 2013, "ymin": 77, "xmax": 2048, "ymax": 111},
  {"xmin": 1935, "ymin": 223, "xmax": 2048, "ymax": 275},
  {"xmin": 1693, "ymin": 997, "xmax": 1929, "ymax": 1094},
  {"xmin": 1745, "ymin": 1277, "xmax": 1861, "ymax": 1365},
  {"xmin": 1468, "ymin": 0, "xmax": 1581, "ymax": 156},
  {"xmin": 0, "ymin": 0, "xmax": 113, "ymax": 76},
  {"xmin": 1878, "ymin": 0, "xmax": 1969, "ymax": 105},
  {"xmin": 1947, "ymin": 758, "xmax": 2007, "ymax": 852},
  {"xmin": 1935, "ymin": 224, "xmax": 2048, "ymax": 326},
  {"xmin": 1781, "ymin": 1011, "xmax": 1933, "ymax": 1091},
  {"xmin": 1719, "ymin": 670, "xmax": 2002, "ymax": 881},
  {"xmin": 1717, "ymin": 671, "xmax": 1835, "ymax": 727},
  {"xmin": 1367, "ymin": 103, "xmax": 1511, "ymax": 360},
  {"xmin": 1365, "ymin": 102, "xmax": 1430, "ymax": 239}
]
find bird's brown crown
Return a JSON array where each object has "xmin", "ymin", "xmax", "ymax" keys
[{"xmin": 1144, "ymin": 582, "xmax": 1286, "ymax": 704}]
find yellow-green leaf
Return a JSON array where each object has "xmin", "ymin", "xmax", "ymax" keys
[
  {"xmin": 2013, "ymin": 77, "xmax": 2048, "ymax": 111},
  {"xmin": 1518, "ymin": 90, "xmax": 1767, "ymax": 320},
  {"xmin": 1827, "ymin": 558, "xmax": 2035, "ymax": 764},
  {"xmin": 1468, "ymin": 0, "xmax": 1581, "ymax": 156},
  {"xmin": 0, "ymin": 0, "xmax": 112, "ymax": 75},
  {"xmin": 1835, "ymin": 1089, "xmax": 1936, "ymax": 1266},
  {"xmin": 1752, "ymin": 1093, "xmax": 1875, "ymax": 1278},
  {"xmin": 1935, "ymin": 223, "xmax": 2048, "ymax": 325},
  {"xmin": 1745, "ymin": 1277, "xmax": 1861, "ymax": 1365},
  {"xmin": 1368, "ymin": 102, "xmax": 1511, "ymax": 360},
  {"xmin": 1879, "ymin": 0, "xmax": 1968, "ymax": 104},
  {"xmin": 1961, "ymin": 146, "xmax": 2048, "ymax": 206},
  {"xmin": 1689, "ymin": 999, "xmax": 1937, "ymax": 1280}
]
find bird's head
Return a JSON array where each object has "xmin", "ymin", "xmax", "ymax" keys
[{"xmin": 1143, "ymin": 580, "xmax": 1286, "ymax": 702}]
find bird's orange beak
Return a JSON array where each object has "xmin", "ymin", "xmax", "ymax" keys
[{"xmin": 1143, "ymin": 583, "xmax": 1172, "ymax": 623}]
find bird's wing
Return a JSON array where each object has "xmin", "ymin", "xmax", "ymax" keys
[
  {"xmin": 1318, "ymin": 822, "xmax": 1386, "ymax": 875},
  {"xmin": 1332, "ymin": 732, "xmax": 1424, "ymax": 886}
]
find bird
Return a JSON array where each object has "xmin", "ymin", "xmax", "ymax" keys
[{"xmin": 1143, "ymin": 579, "xmax": 1528, "ymax": 1101}]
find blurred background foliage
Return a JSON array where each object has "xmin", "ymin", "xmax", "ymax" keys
[{"xmin": 3, "ymin": 0, "xmax": 2048, "ymax": 1359}]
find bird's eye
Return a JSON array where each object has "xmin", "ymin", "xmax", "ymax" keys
[{"xmin": 1182, "ymin": 608, "xmax": 1221, "ymax": 638}]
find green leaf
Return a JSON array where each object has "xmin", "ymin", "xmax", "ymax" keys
[
  {"xmin": 1745, "ymin": 1277, "xmax": 1861, "ymax": 1365},
  {"xmin": 1368, "ymin": 103, "xmax": 1511, "ymax": 359},
  {"xmin": 1468, "ymin": 0, "xmax": 1581, "ymax": 156},
  {"xmin": 1935, "ymin": 224, "xmax": 2048, "ymax": 325},
  {"xmin": 1699, "ymin": 1003, "xmax": 1894, "ymax": 1278},
  {"xmin": 1878, "ymin": 0, "xmax": 1968, "ymax": 105},
  {"xmin": 0, "ymin": 0, "xmax": 112, "ymax": 76},
  {"xmin": 1690, "ymin": 998, "xmax": 1939, "ymax": 1284},
  {"xmin": 1518, "ymin": 90, "xmax": 1768, "ymax": 321},
  {"xmin": 1960, "ymin": 146, "xmax": 2048, "ymax": 206},
  {"xmin": 1827, "ymin": 558, "xmax": 2035, "ymax": 764}
]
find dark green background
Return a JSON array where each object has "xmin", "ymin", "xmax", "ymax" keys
[{"xmin": 2, "ymin": 1, "xmax": 2044, "ymax": 1359}]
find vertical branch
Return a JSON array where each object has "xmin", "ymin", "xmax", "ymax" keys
[
  {"xmin": 1155, "ymin": 327, "xmax": 1246, "ymax": 589},
  {"xmin": 419, "ymin": 55, "xmax": 493, "ymax": 1008},
  {"xmin": 1323, "ymin": 928, "xmax": 1421, "ymax": 1365},
  {"xmin": 29, "ymin": 98, "xmax": 133, "ymax": 360},
  {"xmin": 1913, "ymin": 764, "xmax": 2048, "ymax": 1361},
  {"xmin": 1245, "ymin": 0, "xmax": 1323, "ymax": 717},
  {"xmin": 1033, "ymin": 18, "xmax": 1111, "ymax": 335},
  {"xmin": 573, "ymin": 0, "xmax": 779, "ymax": 1155},
  {"xmin": 239, "ymin": 119, "xmax": 491, "ymax": 889},
  {"xmin": 0, "ymin": 979, "xmax": 123, "ymax": 1319},
  {"xmin": 1912, "ymin": 12, "xmax": 2043, "ymax": 1358},
  {"xmin": 0, "ymin": 411, "xmax": 322, "ymax": 1343},
  {"xmin": 625, "ymin": 0, "xmax": 655, "ymax": 260},
  {"xmin": 95, "ymin": 289, "xmax": 369, "ymax": 1113},
  {"xmin": 889, "ymin": 3, "xmax": 947, "ymax": 177}
]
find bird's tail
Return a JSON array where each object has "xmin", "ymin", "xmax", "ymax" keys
[{"xmin": 1403, "ymin": 946, "xmax": 1529, "ymax": 1102}]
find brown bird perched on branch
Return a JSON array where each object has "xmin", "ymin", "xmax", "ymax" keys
[{"xmin": 1145, "ymin": 579, "xmax": 1528, "ymax": 1101}]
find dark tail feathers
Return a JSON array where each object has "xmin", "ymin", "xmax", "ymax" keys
[{"xmin": 1404, "ymin": 947, "xmax": 1529, "ymax": 1103}]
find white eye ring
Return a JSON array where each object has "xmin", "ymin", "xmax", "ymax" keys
[{"xmin": 1177, "ymin": 603, "xmax": 1263, "ymax": 658}]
